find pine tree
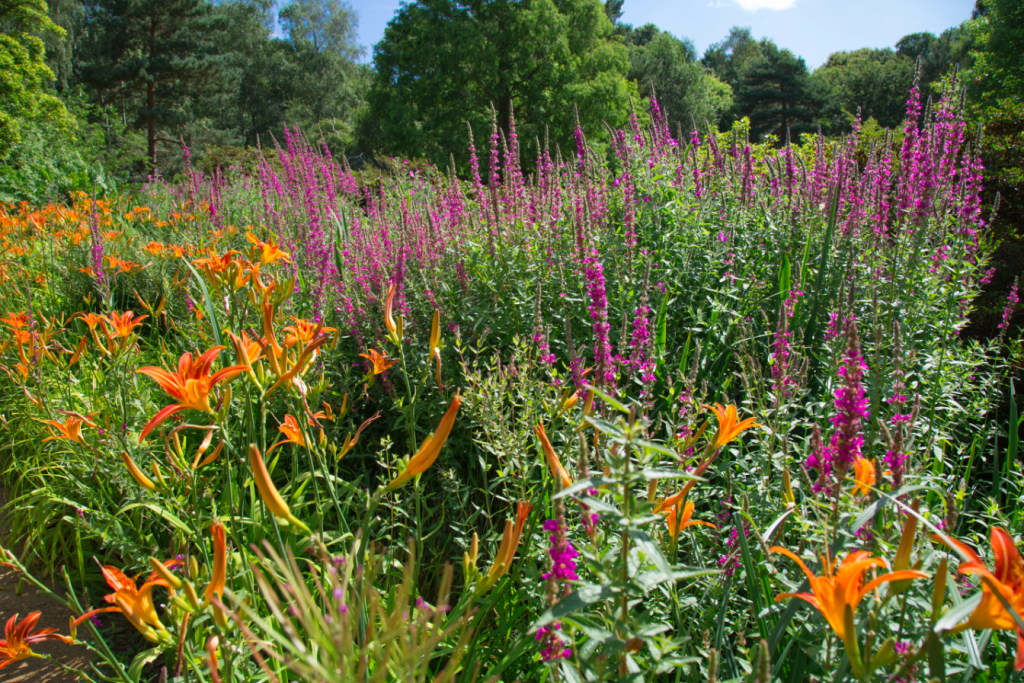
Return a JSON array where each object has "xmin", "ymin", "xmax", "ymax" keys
[
  {"xmin": 78, "ymin": 0, "xmax": 230, "ymax": 170},
  {"xmin": 735, "ymin": 41, "xmax": 822, "ymax": 142}
]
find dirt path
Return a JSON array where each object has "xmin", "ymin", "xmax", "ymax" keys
[{"xmin": 0, "ymin": 487, "xmax": 91, "ymax": 682}]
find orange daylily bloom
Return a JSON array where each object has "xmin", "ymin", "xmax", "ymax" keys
[
  {"xmin": 852, "ymin": 458, "xmax": 876, "ymax": 496},
  {"xmin": 705, "ymin": 403, "xmax": 760, "ymax": 449},
  {"xmin": 284, "ymin": 317, "xmax": 336, "ymax": 357},
  {"xmin": 76, "ymin": 312, "xmax": 106, "ymax": 332},
  {"xmin": 144, "ymin": 241, "xmax": 165, "ymax": 256},
  {"xmin": 246, "ymin": 231, "xmax": 291, "ymax": 265},
  {"xmin": 268, "ymin": 414, "xmax": 306, "ymax": 453},
  {"xmin": 934, "ymin": 527, "xmax": 1024, "ymax": 670},
  {"xmin": 136, "ymin": 347, "xmax": 246, "ymax": 441},
  {"xmin": 260, "ymin": 302, "xmax": 333, "ymax": 395},
  {"xmin": 771, "ymin": 546, "xmax": 927, "ymax": 655},
  {"xmin": 0, "ymin": 312, "xmax": 30, "ymax": 330},
  {"xmin": 105, "ymin": 310, "xmax": 148, "ymax": 340},
  {"xmin": 486, "ymin": 501, "xmax": 533, "ymax": 581},
  {"xmin": 664, "ymin": 500, "xmax": 715, "ymax": 541},
  {"xmin": 39, "ymin": 413, "xmax": 97, "ymax": 446},
  {"xmin": 0, "ymin": 612, "xmax": 74, "ymax": 671},
  {"xmin": 193, "ymin": 249, "xmax": 238, "ymax": 277},
  {"xmin": 388, "ymin": 394, "xmax": 461, "ymax": 490},
  {"xmin": 534, "ymin": 423, "xmax": 572, "ymax": 489},
  {"xmin": 231, "ymin": 331, "xmax": 266, "ymax": 365},
  {"xmin": 360, "ymin": 349, "xmax": 399, "ymax": 375},
  {"xmin": 73, "ymin": 561, "xmax": 180, "ymax": 642}
]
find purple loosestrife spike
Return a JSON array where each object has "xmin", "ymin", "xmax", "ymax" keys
[
  {"xmin": 999, "ymin": 278, "xmax": 1019, "ymax": 335},
  {"xmin": 542, "ymin": 516, "xmax": 579, "ymax": 582},
  {"xmin": 585, "ymin": 250, "xmax": 615, "ymax": 391},
  {"xmin": 828, "ymin": 318, "xmax": 870, "ymax": 479}
]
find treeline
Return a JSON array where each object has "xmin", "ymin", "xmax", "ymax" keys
[{"xmin": 0, "ymin": 0, "xmax": 1020, "ymax": 188}]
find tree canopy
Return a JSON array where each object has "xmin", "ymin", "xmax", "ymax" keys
[
  {"xmin": 365, "ymin": 0, "xmax": 636, "ymax": 168},
  {"xmin": 0, "ymin": 0, "xmax": 74, "ymax": 159}
]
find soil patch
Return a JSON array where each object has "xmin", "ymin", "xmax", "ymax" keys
[{"xmin": 0, "ymin": 487, "xmax": 91, "ymax": 682}]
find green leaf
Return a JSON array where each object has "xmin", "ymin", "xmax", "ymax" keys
[
  {"xmin": 654, "ymin": 292, "xmax": 668, "ymax": 359},
  {"xmin": 533, "ymin": 582, "xmax": 621, "ymax": 629},
  {"xmin": 804, "ymin": 188, "xmax": 840, "ymax": 348},
  {"xmin": 933, "ymin": 592, "xmax": 982, "ymax": 634},
  {"xmin": 554, "ymin": 476, "xmax": 619, "ymax": 499},
  {"xmin": 182, "ymin": 258, "xmax": 223, "ymax": 350},
  {"xmin": 127, "ymin": 647, "xmax": 161, "ymax": 682},
  {"xmin": 637, "ymin": 468, "xmax": 703, "ymax": 482},
  {"xmin": 589, "ymin": 387, "xmax": 630, "ymax": 414},
  {"xmin": 119, "ymin": 503, "xmax": 192, "ymax": 535},
  {"xmin": 627, "ymin": 528, "xmax": 673, "ymax": 579}
]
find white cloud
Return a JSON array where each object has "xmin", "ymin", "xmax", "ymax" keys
[{"xmin": 733, "ymin": 0, "xmax": 796, "ymax": 10}]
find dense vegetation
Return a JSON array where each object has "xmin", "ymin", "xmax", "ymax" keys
[{"xmin": 1, "ymin": 1, "xmax": 1024, "ymax": 682}]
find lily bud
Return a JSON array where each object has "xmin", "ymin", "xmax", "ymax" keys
[
  {"xmin": 122, "ymin": 452, "xmax": 157, "ymax": 491},
  {"xmin": 149, "ymin": 557, "xmax": 183, "ymax": 590}
]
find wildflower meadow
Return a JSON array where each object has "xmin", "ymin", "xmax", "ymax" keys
[{"xmin": 1, "ymin": 72, "xmax": 1023, "ymax": 683}]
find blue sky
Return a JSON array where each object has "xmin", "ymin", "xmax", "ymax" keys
[{"xmin": 345, "ymin": 0, "xmax": 975, "ymax": 69}]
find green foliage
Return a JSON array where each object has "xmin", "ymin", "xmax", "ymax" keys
[
  {"xmin": 0, "ymin": 0, "xmax": 74, "ymax": 160},
  {"xmin": 895, "ymin": 27, "xmax": 974, "ymax": 89},
  {"xmin": 628, "ymin": 28, "xmax": 733, "ymax": 131},
  {"xmin": 735, "ymin": 40, "xmax": 823, "ymax": 141},
  {"xmin": 964, "ymin": 0, "xmax": 1024, "ymax": 105},
  {"xmin": 365, "ymin": 0, "xmax": 636, "ymax": 168},
  {"xmin": 76, "ymin": 0, "xmax": 233, "ymax": 170},
  {"xmin": 701, "ymin": 26, "xmax": 764, "ymax": 92},
  {"xmin": 813, "ymin": 48, "xmax": 914, "ymax": 130}
]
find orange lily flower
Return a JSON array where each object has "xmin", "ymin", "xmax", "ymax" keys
[
  {"xmin": 705, "ymin": 403, "xmax": 760, "ymax": 449},
  {"xmin": 852, "ymin": 458, "xmax": 876, "ymax": 496},
  {"xmin": 39, "ymin": 413, "xmax": 97, "ymax": 446},
  {"xmin": 144, "ymin": 241, "xmax": 165, "ymax": 256},
  {"xmin": 228, "ymin": 331, "xmax": 266, "ymax": 382},
  {"xmin": 73, "ymin": 561, "xmax": 181, "ymax": 642},
  {"xmin": 284, "ymin": 317, "xmax": 336, "ymax": 358},
  {"xmin": 268, "ymin": 415, "xmax": 306, "ymax": 453},
  {"xmin": 486, "ymin": 501, "xmax": 532, "ymax": 581},
  {"xmin": 360, "ymin": 348, "xmax": 399, "ymax": 376},
  {"xmin": 193, "ymin": 249, "xmax": 238, "ymax": 277},
  {"xmin": 0, "ymin": 312, "xmax": 30, "ymax": 330},
  {"xmin": 935, "ymin": 527, "xmax": 1024, "ymax": 670},
  {"xmin": 105, "ymin": 310, "xmax": 147, "ymax": 340},
  {"xmin": 0, "ymin": 612, "xmax": 74, "ymax": 670},
  {"xmin": 388, "ymin": 394, "xmax": 462, "ymax": 490},
  {"xmin": 246, "ymin": 231, "xmax": 291, "ymax": 265},
  {"xmin": 664, "ymin": 500, "xmax": 715, "ymax": 541},
  {"xmin": 231, "ymin": 331, "xmax": 266, "ymax": 365},
  {"xmin": 76, "ymin": 312, "xmax": 110, "ymax": 355},
  {"xmin": 771, "ymin": 546, "xmax": 927, "ymax": 657},
  {"xmin": 260, "ymin": 302, "xmax": 333, "ymax": 395},
  {"xmin": 534, "ymin": 423, "xmax": 572, "ymax": 489},
  {"xmin": 136, "ymin": 346, "xmax": 246, "ymax": 441}
]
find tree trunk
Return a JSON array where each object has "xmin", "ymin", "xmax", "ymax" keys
[
  {"xmin": 148, "ymin": 80, "xmax": 156, "ymax": 170},
  {"xmin": 148, "ymin": 17, "xmax": 157, "ymax": 170}
]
